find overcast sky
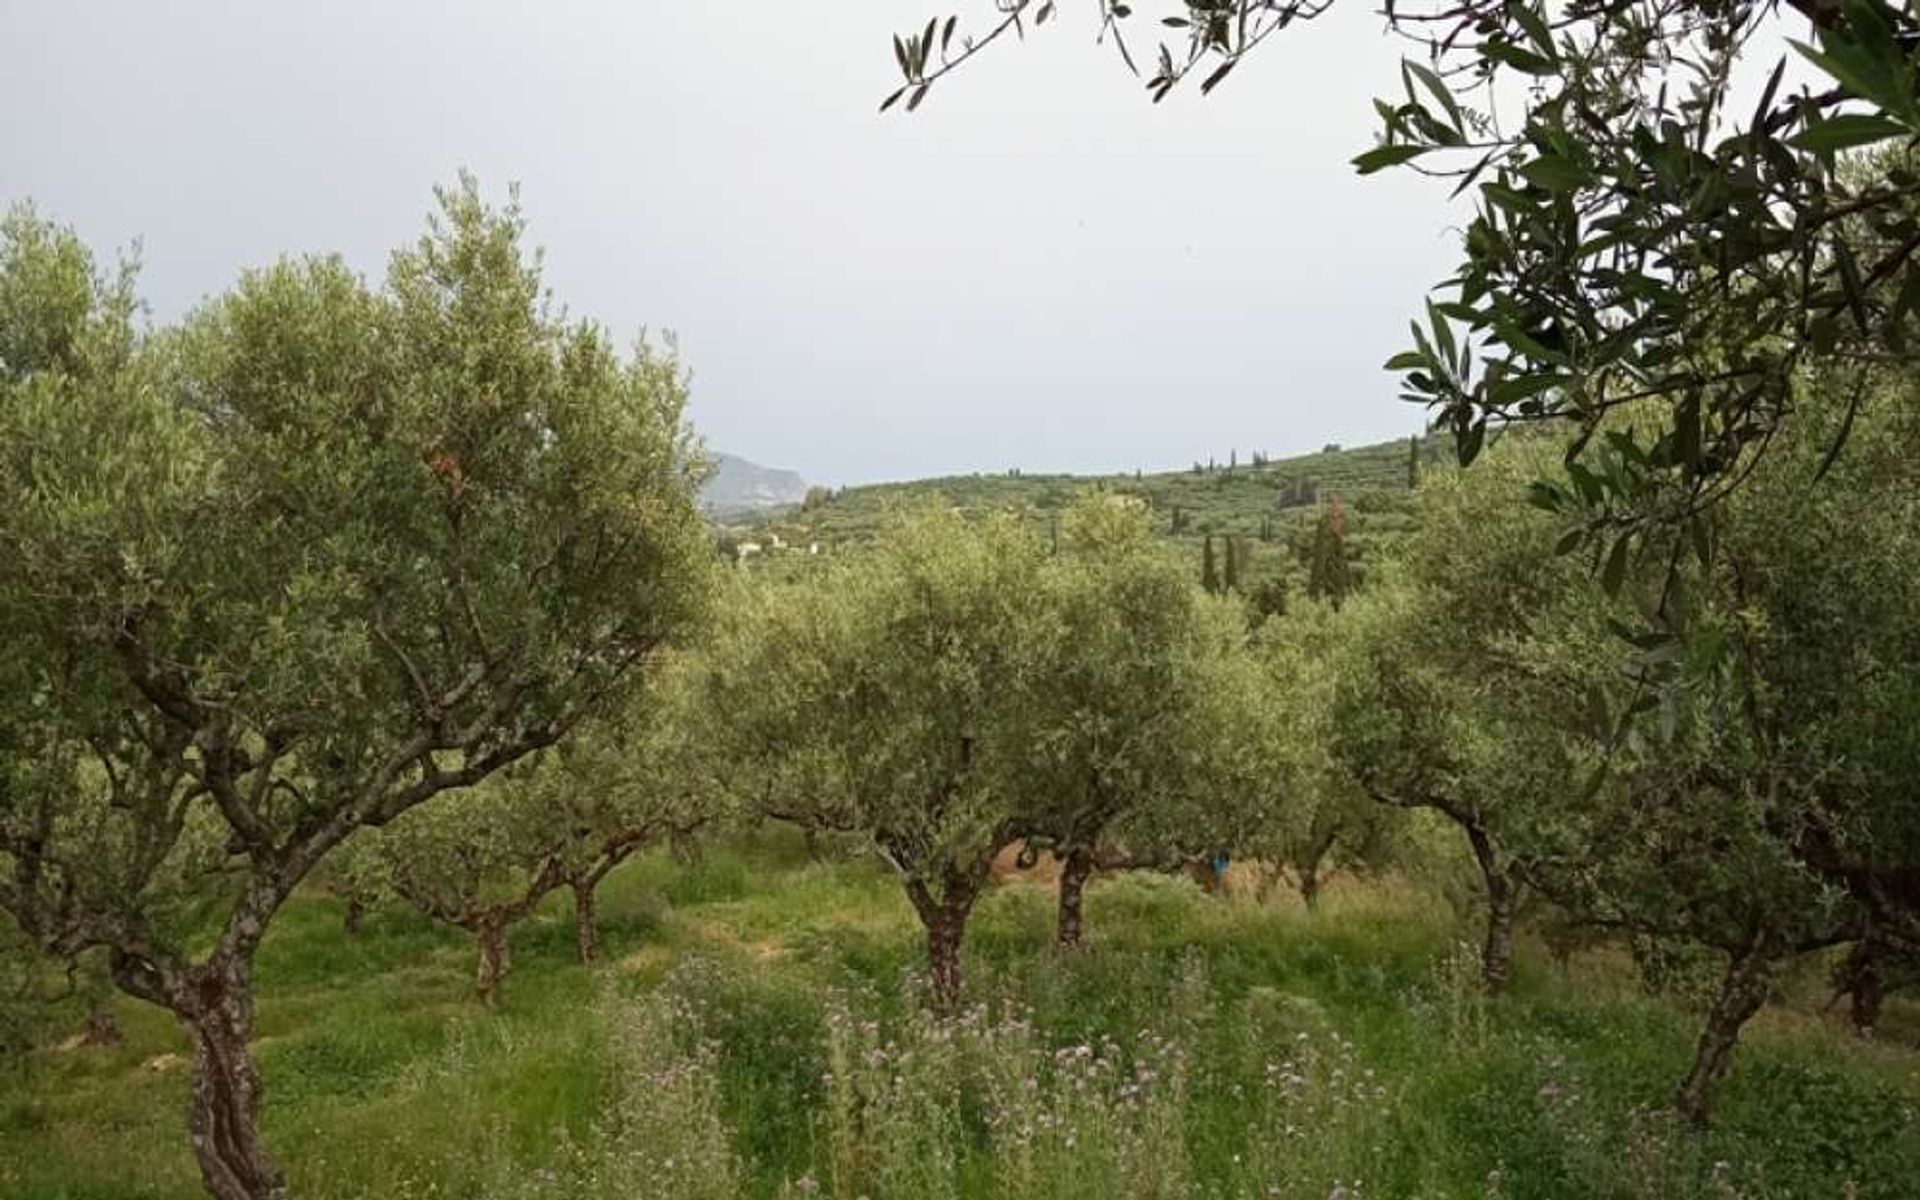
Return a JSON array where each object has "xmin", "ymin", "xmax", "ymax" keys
[{"xmin": 2, "ymin": 1, "xmax": 1464, "ymax": 485}]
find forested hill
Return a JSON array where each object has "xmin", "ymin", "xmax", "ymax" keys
[{"xmin": 725, "ymin": 434, "xmax": 1443, "ymax": 600}]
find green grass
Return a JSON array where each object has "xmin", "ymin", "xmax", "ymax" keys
[{"xmin": 5, "ymin": 831, "xmax": 1917, "ymax": 1199}]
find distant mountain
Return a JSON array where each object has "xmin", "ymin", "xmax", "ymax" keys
[{"xmin": 701, "ymin": 452, "xmax": 810, "ymax": 516}]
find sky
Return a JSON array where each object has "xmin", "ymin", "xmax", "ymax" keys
[{"xmin": 1, "ymin": 1, "xmax": 1465, "ymax": 485}]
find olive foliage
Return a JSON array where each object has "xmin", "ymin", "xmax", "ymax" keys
[{"xmin": 0, "ymin": 181, "xmax": 713, "ymax": 1200}]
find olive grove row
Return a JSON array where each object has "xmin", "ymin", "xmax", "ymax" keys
[{"xmin": 5, "ymin": 186, "xmax": 1919, "ymax": 1200}]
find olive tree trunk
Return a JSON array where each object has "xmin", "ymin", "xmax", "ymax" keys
[
  {"xmin": 1300, "ymin": 862, "xmax": 1325, "ymax": 911},
  {"xmin": 1835, "ymin": 936, "xmax": 1884, "ymax": 1037},
  {"xmin": 571, "ymin": 879, "xmax": 601, "ymax": 965},
  {"xmin": 1056, "ymin": 846, "xmax": 1095, "ymax": 949},
  {"xmin": 393, "ymin": 859, "xmax": 564, "ymax": 1010},
  {"xmin": 1465, "ymin": 821, "xmax": 1520, "ymax": 997},
  {"xmin": 900, "ymin": 845, "xmax": 998, "ymax": 1015},
  {"xmin": 107, "ymin": 880, "xmax": 293, "ymax": 1200},
  {"xmin": 183, "ymin": 976, "xmax": 283, "ymax": 1200},
  {"xmin": 925, "ymin": 903, "xmax": 969, "ymax": 1012},
  {"xmin": 1297, "ymin": 826, "xmax": 1339, "ymax": 912},
  {"xmin": 473, "ymin": 917, "xmax": 511, "ymax": 1010},
  {"xmin": 1675, "ymin": 939, "xmax": 1774, "ymax": 1129},
  {"xmin": 568, "ymin": 836, "xmax": 654, "ymax": 966},
  {"xmin": 1849, "ymin": 959, "xmax": 1883, "ymax": 1037}
]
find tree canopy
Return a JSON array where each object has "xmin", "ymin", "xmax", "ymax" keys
[
  {"xmin": 700, "ymin": 507, "xmax": 1054, "ymax": 1009},
  {"xmin": 0, "ymin": 179, "xmax": 714, "ymax": 1200}
]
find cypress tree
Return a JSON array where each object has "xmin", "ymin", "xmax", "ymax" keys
[
  {"xmin": 1408, "ymin": 434, "xmax": 1422, "ymax": 490},
  {"xmin": 1201, "ymin": 534, "xmax": 1221, "ymax": 594},
  {"xmin": 1223, "ymin": 535, "xmax": 1240, "ymax": 593},
  {"xmin": 1306, "ymin": 493, "xmax": 1350, "ymax": 610}
]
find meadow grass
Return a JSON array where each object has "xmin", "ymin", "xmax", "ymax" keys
[{"xmin": 4, "ymin": 831, "xmax": 1916, "ymax": 1199}]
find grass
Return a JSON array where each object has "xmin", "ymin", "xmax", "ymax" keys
[{"xmin": 4, "ymin": 829, "xmax": 1917, "ymax": 1199}]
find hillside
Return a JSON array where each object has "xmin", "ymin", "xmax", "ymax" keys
[
  {"xmin": 727, "ymin": 435, "xmax": 1442, "ymax": 600},
  {"xmin": 701, "ymin": 453, "xmax": 811, "ymax": 517}
]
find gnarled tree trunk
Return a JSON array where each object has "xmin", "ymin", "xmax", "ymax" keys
[
  {"xmin": 474, "ymin": 917, "xmax": 511, "ymax": 1010},
  {"xmin": 1834, "ymin": 935, "xmax": 1884, "ymax": 1037},
  {"xmin": 900, "ymin": 844, "xmax": 997, "ymax": 1015},
  {"xmin": 568, "ymin": 835, "xmax": 654, "ymax": 966},
  {"xmin": 1675, "ymin": 938, "xmax": 1774, "ymax": 1129},
  {"xmin": 1481, "ymin": 878, "xmax": 1518, "ymax": 997},
  {"xmin": 393, "ymin": 858, "xmax": 564, "ymax": 1011},
  {"xmin": 1056, "ymin": 846, "xmax": 1094, "ymax": 949},
  {"xmin": 180, "ymin": 961, "xmax": 287, "ymax": 1200},
  {"xmin": 105, "ymin": 881, "xmax": 293, "ymax": 1200},
  {"xmin": 1300, "ymin": 862, "xmax": 1324, "ymax": 912},
  {"xmin": 1849, "ymin": 959, "xmax": 1883, "ymax": 1038},
  {"xmin": 925, "ymin": 903, "xmax": 968, "ymax": 1012},
  {"xmin": 1464, "ymin": 821, "xmax": 1520, "ymax": 996},
  {"xmin": 1297, "ymin": 826, "xmax": 1338, "ymax": 912},
  {"xmin": 571, "ymin": 879, "xmax": 601, "ymax": 965}
]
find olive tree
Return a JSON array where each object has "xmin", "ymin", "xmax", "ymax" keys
[
  {"xmin": 546, "ymin": 655, "xmax": 726, "ymax": 966},
  {"xmin": 355, "ymin": 764, "xmax": 571, "ymax": 1009},
  {"xmin": 702, "ymin": 509, "xmax": 1051, "ymax": 1010},
  {"xmin": 0, "ymin": 183, "xmax": 711, "ymax": 1200},
  {"xmin": 1335, "ymin": 394, "xmax": 1903, "ymax": 1124},
  {"xmin": 1246, "ymin": 601, "xmax": 1401, "ymax": 911},
  {"xmin": 1831, "ymin": 933, "xmax": 1920, "ymax": 1036},
  {"xmin": 1714, "ymin": 375, "xmax": 1920, "ymax": 957},
  {"xmin": 1017, "ymin": 497, "xmax": 1233, "ymax": 946},
  {"xmin": 1071, "ymin": 589, "xmax": 1335, "ymax": 907},
  {"xmin": 355, "ymin": 676, "xmax": 714, "ymax": 999},
  {"xmin": 342, "ymin": 665, "xmax": 718, "ymax": 1005},
  {"xmin": 1543, "ymin": 377, "xmax": 1920, "ymax": 1126},
  {"xmin": 1332, "ymin": 438, "xmax": 1617, "ymax": 997}
]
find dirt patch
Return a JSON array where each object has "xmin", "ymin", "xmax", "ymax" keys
[
  {"xmin": 989, "ymin": 845, "xmax": 1286, "ymax": 898},
  {"xmin": 989, "ymin": 844, "xmax": 1062, "ymax": 886}
]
